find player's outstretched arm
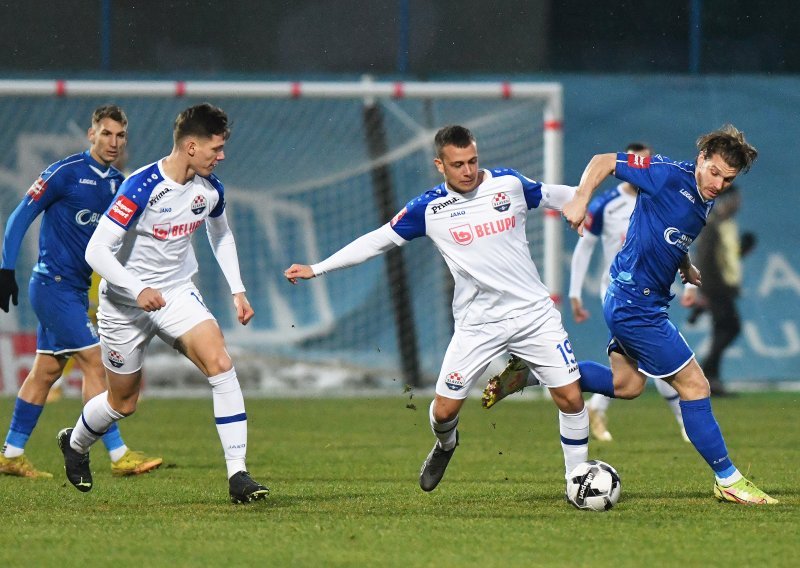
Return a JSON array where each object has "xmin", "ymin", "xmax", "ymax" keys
[
  {"xmin": 233, "ymin": 292, "xmax": 254, "ymax": 325},
  {"xmin": 563, "ymin": 153, "xmax": 617, "ymax": 235}
]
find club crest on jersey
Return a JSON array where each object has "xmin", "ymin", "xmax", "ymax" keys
[
  {"xmin": 107, "ymin": 350, "xmax": 125, "ymax": 368},
  {"xmin": 153, "ymin": 223, "xmax": 171, "ymax": 240},
  {"xmin": 110, "ymin": 179, "xmax": 117, "ymax": 194},
  {"xmin": 191, "ymin": 194, "xmax": 207, "ymax": 215},
  {"xmin": 450, "ymin": 224, "xmax": 474, "ymax": 245},
  {"xmin": 108, "ymin": 195, "xmax": 138, "ymax": 227},
  {"xmin": 492, "ymin": 192, "xmax": 511, "ymax": 212},
  {"xmin": 445, "ymin": 371, "xmax": 465, "ymax": 391},
  {"xmin": 390, "ymin": 207, "xmax": 407, "ymax": 227},
  {"xmin": 627, "ymin": 154, "xmax": 651, "ymax": 169},
  {"xmin": 26, "ymin": 177, "xmax": 47, "ymax": 201}
]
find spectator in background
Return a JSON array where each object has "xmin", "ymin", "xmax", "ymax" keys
[{"xmin": 682, "ymin": 185, "xmax": 754, "ymax": 397}]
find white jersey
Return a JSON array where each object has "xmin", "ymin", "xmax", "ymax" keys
[
  {"xmin": 387, "ymin": 168, "xmax": 574, "ymax": 326},
  {"xmin": 99, "ymin": 159, "xmax": 226, "ymax": 303},
  {"xmin": 569, "ymin": 183, "xmax": 636, "ymax": 300}
]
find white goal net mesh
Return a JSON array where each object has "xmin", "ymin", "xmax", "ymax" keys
[{"xmin": 0, "ymin": 81, "xmax": 562, "ymax": 395}]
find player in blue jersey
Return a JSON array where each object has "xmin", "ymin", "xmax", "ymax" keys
[
  {"xmin": 0, "ymin": 105, "xmax": 162, "ymax": 479},
  {"xmin": 483, "ymin": 143, "xmax": 689, "ymax": 443},
  {"xmin": 561, "ymin": 124, "xmax": 777, "ymax": 505},
  {"xmin": 286, "ymin": 125, "xmax": 589, "ymax": 497},
  {"xmin": 56, "ymin": 103, "xmax": 268, "ymax": 504}
]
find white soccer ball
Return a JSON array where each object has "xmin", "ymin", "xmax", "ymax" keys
[{"xmin": 566, "ymin": 460, "xmax": 621, "ymax": 511}]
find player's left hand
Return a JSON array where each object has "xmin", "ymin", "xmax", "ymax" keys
[
  {"xmin": 233, "ymin": 292, "xmax": 254, "ymax": 325},
  {"xmin": 284, "ymin": 264, "xmax": 315, "ymax": 284},
  {"xmin": 562, "ymin": 197, "xmax": 589, "ymax": 236},
  {"xmin": 679, "ymin": 264, "xmax": 702, "ymax": 287}
]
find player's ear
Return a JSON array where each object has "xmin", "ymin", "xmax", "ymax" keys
[
  {"xmin": 87, "ymin": 126, "xmax": 95, "ymax": 143},
  {"xmin": 434, "ymin": 157, "xmax": 444, "ymax": 175}
]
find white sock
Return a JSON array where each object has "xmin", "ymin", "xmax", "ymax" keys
[
  {"xmin": 587, "ymin": 394, "xmax": 611, "ymax": 413},
  {"xmin": 209, "ymin": 368, "xmax": 248, "ymax": 479},
  {"xmin": 654, "ymin": 379, "xmax": 684, "ymax": 427},
  {"xmin": 70, "ymin": 392, "xmax": 125, "ymax": 454},
  {"xmin": 108, "ymin": 445, "xmax": 129, "ymax": 462},
  {"xmin": 429, "ymin": 400, "xmax": 458, "ymax": 451},
  {"xmin": 559, "ymin": 407, "xmax": 589, "ymax": 479},
  {"xmin": 716, "ymin": 469, "xmax": 743, "ymax": 486}
]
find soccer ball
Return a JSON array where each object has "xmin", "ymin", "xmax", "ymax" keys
[{"xmin": 566, "ymin": 460, "xmax": 621, "ymax": 511}]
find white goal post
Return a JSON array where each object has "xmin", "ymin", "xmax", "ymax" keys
[{"xmin": 0, "ymin": 78, "xmax": 563, "ymax": 393}]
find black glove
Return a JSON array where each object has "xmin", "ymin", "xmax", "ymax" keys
[{"xmin": 0, "ymin": 268, "xmax": 19, "ymax": 313}]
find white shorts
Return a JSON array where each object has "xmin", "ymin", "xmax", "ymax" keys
[
  {"xmin": 97, "ymin": 282, "xmax": 215, "ymax": 373},
  {"xmin": 435, "ymin": 307, "xmax": 580, "ymax": 400}
]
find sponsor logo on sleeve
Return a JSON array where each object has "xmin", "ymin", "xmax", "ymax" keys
[
  {"xmin": 584, "ymin": 212, "xmax": 595, "ymax": 231},
  {"xmin": 390, "ymin": 206, "xmax": 407, "ymax": 227},
  {"xmin": 26, "ymin": 177, "xmax": 47, "ymax": 201},
  {"xmin": 627, "ymin": 154, "xmax": 651, "ymax": 169},
  {"xmin": 491, "ymin": 192, "xmax": 511, "ymax": 212},
  {"xmin": 108, "ymin": 195, "xmax": 138, "ymax": 227}
]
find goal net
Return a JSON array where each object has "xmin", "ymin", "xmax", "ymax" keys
[{"xmin": 0, "ymin": 79, "xmax": 562, "ymax": 396}]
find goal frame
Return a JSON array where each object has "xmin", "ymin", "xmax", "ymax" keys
[{"xmin": 0, "ymin": 78, "xmax": 565, "ymax": 300}]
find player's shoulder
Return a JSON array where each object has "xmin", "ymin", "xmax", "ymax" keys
[
  {"xmin": 650, "ymin": 153, "xmax": 695, "ymax": 173},
  {"xmin": 199, "ymin": 172, "xmax": 225, "ymax": 194},
  {"xmin": 40, "ymin": 152, "xmax": 87, "ymax": 182},
  {"xmin": 406, "ymin": 183, "xmax": 451, "ymax": 211},
  {"xmin": 122, "ymin": 161, "xmax": 163, "ymax": 188}
]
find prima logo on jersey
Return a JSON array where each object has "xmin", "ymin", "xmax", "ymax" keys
[
  {"xmin": 153, "ymin": 223, "xmax": 171, "ymax": 240},
  {"xmin": 75, "ymin": 209, "xmax": 102, "ymax": 226},
  {"xmin": 627, "ymin": 154, "xmax": 651, "ymax": 169},
  {"xmin": 450, "ymin": 224, "xmax": 474, "ymax": 245},
  {"xmin": 148, "ymin": 187, "xmax": 172, "ymax": 206},
  {"xmin": 390, "ymin": 207, "xmax": 407, "ymax": 227},
  {"xmin": 191, "ymin": 195, "xmax": 207, "ymax": 215},
  {"xmin": 26, "ymin": 177, "xmax": 47, "ymax": 201},
  {"xmin": 431, "ymin": 196, "xmax": 459, "ymax": 214},
  {"xmin": 107, "ymin": 350, "xmax": 125, "ymax": 368},
  {"xmin": 445, "ymin": 371, "xmax": 464, "ymax": 391},
  {"xmin": 491, "ymin": 192, "xmax": 511, "ymax": 212},
  {"xmin": 663, "ymin": 227, "xmax": 694, "ymax": 252},
  {"xmin": 108, "ymin": 195, "xmax": 138, "ymax": 227}
]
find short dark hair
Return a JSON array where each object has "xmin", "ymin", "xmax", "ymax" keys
[
  {"xmin": 92, "ymin": 104, "xmax": 127, "ymax": 127},
  {"xmin": 696, "ymin": 124, "xmax": 757, "ymax": 174},
  {"xmin": 625, "ymin": 141, "xmax": 651, "ymax": 153},
  {"xmin": 173, "ymin": 103, "xmax": 230, "ymax": 144},
  {"xmin": 434, "ymin": 125, "xmax": 475, "ymax": 157}
]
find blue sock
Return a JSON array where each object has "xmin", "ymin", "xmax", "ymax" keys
[
  {"xmin": 101, "ymin": 422, "xmax": 125, "ymax": 452},
  {"xmin": 679, "ymin": 398, "xmax": 735, "ymax": 476},
  {"xmin": 4, "ymin": 398, "xmax": 45, "ymax": 452},
  {"xmin": 577, "ymin": 361, "xmax": 615, "ymax": 398}
]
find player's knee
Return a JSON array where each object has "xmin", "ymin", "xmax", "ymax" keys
[
  {"xmin": 204, "ymin": 353, "xmax": 233, "ymax": 377},
  {"xmin": 614, "ymin": 375, "xmax": 646, "ymax": 399}
]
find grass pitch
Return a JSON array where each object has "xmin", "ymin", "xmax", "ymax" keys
[{"xmin": 1, "ymin": 391, "xmax": 797, "ymax": 567}]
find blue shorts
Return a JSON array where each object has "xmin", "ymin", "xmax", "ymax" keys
[
  {"xmin": 603, "ymin": 285, "xmax": 694, "ymax": 379},
  {"xmin": 29, "ymin": 275, "xmax": 99, "ymax": 355}
]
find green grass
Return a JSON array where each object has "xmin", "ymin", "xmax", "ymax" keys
[{"xmin": 1, "ymin": 391, "xmax": 798, "ymax": 567}]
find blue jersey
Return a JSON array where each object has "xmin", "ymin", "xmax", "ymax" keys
[
  {"xmin": 610, "ymin": 152, "xmax": 713, "ymax": 301},
  {"xmin": 1, "ymin": 151, "xmax": 124, "ymax": 290}
]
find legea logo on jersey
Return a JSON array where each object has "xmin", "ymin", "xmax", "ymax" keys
[
  {"xmin": 491, "ymin": 192, "xmax": 511, "ymax": 212},
  {"xmin": 450, "ymin": 224, "xmax": 474, "ymax": 245},
  {"xmin": 191, "ymin": 195, "xmax": 207, "ymax": 215},
  {"xmin": 627, "ymin": 154, "xmax": 651, "ymax": 169},
  {"xmin": 108, "ymin": 195, "xmax": 138, "ymax": 227},
  {"xmin": 107, "ymin": 350, "xmax": 125, "ymax": 368},
  {"xmin": 445, "ymin": 371, "xmax": 464, "ymax": 391},
  {"xmin": 663, "ymin": 227, "xmax": 694, "ymax": 252},
  {"xmin": 153, "ymin": 223, "xmax": 171, "ymax": 240},
  {"xmin": 26, "ymin": 177, "xmax": 47, "ymax": 201}
]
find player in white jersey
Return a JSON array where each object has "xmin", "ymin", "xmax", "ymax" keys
[
  {"xmin": 285, "ymin": 125, "xmax": 589, "ymax": 496},
  {"xmin": 57, "ymin": 103, "xmax": 269, "ymax": 504},
  {"xmin": 569, "ymin": 143, "xmax": 687, "ymax": 442}
]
